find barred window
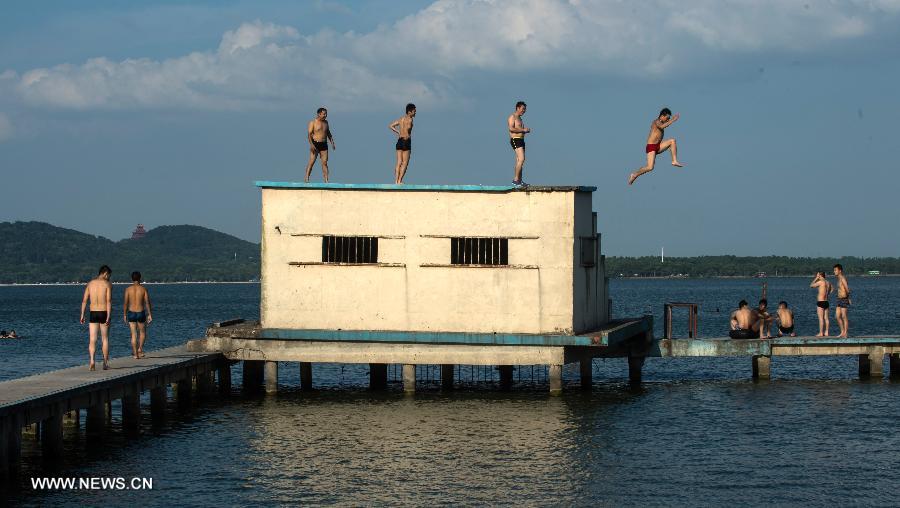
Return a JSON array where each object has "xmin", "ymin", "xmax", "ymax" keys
[
  {"xmin": 450, "ymin": 237, "xmax": 508, "ymax": 266},
  {"xmin": 321, "ymin": 236, "xmax": 378, "ymax": 263}
]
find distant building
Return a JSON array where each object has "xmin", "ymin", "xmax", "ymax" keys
[
  {"xmin": 868, "ymin": 270, "xmax": 881, "ymax": 276},
  {"xmin": 131, "ymin": 224, "xmax": 147, "ymax": 240},
  {"xmin": 256, "ymin": 182, "xmax": 610, "ymax": 335}
]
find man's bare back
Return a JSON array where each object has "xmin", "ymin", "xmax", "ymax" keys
[
  {"xmin": 393, "ymin": 115, "xmax": 414, "ymax": 139},
  {"xmin": 86, "ymin": 278, "xmax": 112, "ymax": 312},
  {"xmin": 732, "ymin": 307, "xmax": 755, "ymax": 329},
  {"xmin": 124, "ymin": 284, "xmax": 149, "ymax": 312},
  {"xmin": 776, "ymin": 308, "xmax": 794, "ymax": 328}
]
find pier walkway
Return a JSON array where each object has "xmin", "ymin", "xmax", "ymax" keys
[{"xmin": 0, "ymin": 346, "xmax": 225, "ymax": 483}]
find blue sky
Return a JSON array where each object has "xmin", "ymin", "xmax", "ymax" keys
[{"xmin": 1, "ymin": 0, "xmax": 899, "ymax": 256}]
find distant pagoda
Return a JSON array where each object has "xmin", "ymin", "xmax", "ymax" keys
[{"xmin": 131, "ymin": 224, "xmax": 147, "ymax": 240}]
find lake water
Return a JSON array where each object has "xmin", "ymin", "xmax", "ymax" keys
[{"xmin": 2, "ymin": 278, "xmax": 899, "ymax": 505}]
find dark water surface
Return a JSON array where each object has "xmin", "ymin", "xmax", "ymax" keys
[{"xmin": 2, "ymin": 278, "xmax": 899, "ymax": 506}]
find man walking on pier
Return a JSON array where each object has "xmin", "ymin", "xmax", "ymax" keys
[
  {"xmin": 123, "ymin": 271, "xmax": 153, "ymax": 359},
  {"xmin": 80, "ymin": 265, "xmax": 112, "ymax": 371},
  {"xmin": 834, "ymin": 264, "xmax": 851, "ymax": 337},
  {"xmin": 389, "ymin": 103, "xmax": 416, "ymax": 184},
  {"xmin": 810, "ymin": 271, "xmax": 833, "ymax": 337},
  {"xmin": 305, "ymin": 107, "xmax": 335, "ymax": 183},
  {"xmin": 508, "ymin": 101, "xmax": 531, "ymax": 188},
  {"xmin": 628, "ymin": 107, "xmax": 684, "ymax": 185}
]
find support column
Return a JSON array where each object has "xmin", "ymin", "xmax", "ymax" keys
[
  {"xmin": 0, "ymin": 417, "xmax": 9, "ymax": 482},
  {"xmin": 890, "ymin": 353, "xmax": 900, "ymax": 380},
  {"xmin": 549, "ymin": 364, "xmax": 563, "ymax": 395},
  {"xmin": 150, "ymin": 386, "xmax": 166, "ymax": 421},
  {"xmin": 859, "ymin": 347, "xmax": 885, "ymax": 379},
  {"xmin": 264, "ymin": 361, "xmax": 279, "ymax": 394},
  {"xmin": 242, "ymin": 360, "xmax": 264, "ymax": 393},
  {"xmin": 402, "ymin": 364, "xmax": 416, "ymax": 393},
  {"xmin": 752, "ymin": 355, "xmax": 771, "ymax": 380},
  {"xmin": 122, "ymin": 384, "xmax": 141, "ymax": 432},
  {"xmin": 369, "ymin": 363, "xmax": 388, "ymax": 390},
  {"xmin": 218, "ymin": 362, "xmax": 232, "ymax": 395},
  {"xmin": 40, "ymin": 410, "xmax": 63, "ymax": 459},
  {"xmin": 176, "ymin": 378, "xmax": 191, "ymax": 411},
  {"xmin": 499, "ymin": 365, "xmax": 514, "ymax": 390},
  {"xmin": 300, "ymin": 362, "xmax": 313, "ymax": 391},
  {"xmin": 628, "ymin": 356, "xmax": 645, "ymax": 385},
  {"xmin": 441, "ymin": 364, "xmax": 454, "ymax": 390},
  {"xmin": 86, "ymin": 401, "xmax": 106, "ymax": 433},
  {"xmin": 196, "ymin": 370, "xmax": 215, "ymax": 396},
  {"xmin": 3, "ymin": 415, "xmax": 22, "ymax": 481},
  {"xmin": 580, "ymin": 359, "xmax": 593, "ymax": 389}
]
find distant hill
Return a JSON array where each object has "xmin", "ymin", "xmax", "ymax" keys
[{"xmin": 0, "ymin": 222, "xmax": 259, "ymax": 283}]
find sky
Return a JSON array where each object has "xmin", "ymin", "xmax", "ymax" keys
[{"xmin": 1, "ymin": 0, "xmax": 899, "ymax": 257}]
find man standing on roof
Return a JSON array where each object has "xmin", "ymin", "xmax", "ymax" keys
[
  {"xmin": 305, "ymin": 107, "xmax": 335, "ymax": 183},
  {"xmin": 390, "ymin": 103, "xmax": 416, "ymax": 184},
  {"xmin": 508, "ymin": 101, "xmax": 531, "ymax": 188}
]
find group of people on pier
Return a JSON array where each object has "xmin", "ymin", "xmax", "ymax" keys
[
  {"xmin": 729, "ymin": 264, "xmax": 853, "ymax": 339},
  {"xmin": 79, "ymin": 266, "xmax": 153, "ymax": 370},
  {"xmin": 303, "ymin": 102, "xmax": 684, "ymax": 187}
]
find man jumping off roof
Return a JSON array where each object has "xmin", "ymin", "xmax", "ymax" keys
[{"xmin": 629, "ymin": 108, "xmax": 684, "ymax": 185}]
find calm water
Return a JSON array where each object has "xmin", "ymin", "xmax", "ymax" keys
[{"xmin": 2, "ymin": 278, "xmax": 899, "ymax": 505}]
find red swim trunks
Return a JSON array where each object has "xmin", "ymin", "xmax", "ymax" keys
[{"xmin": 645, "ymin": 143, "xmax": 660, "ymax": 154}]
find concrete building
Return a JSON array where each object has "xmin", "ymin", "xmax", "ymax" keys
[{"xmin": 257, "ymin": 182, "xmax": 610, "ymax": 336}]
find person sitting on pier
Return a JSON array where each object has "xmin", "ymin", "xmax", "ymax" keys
[
  {"xmin": 810, "ymin": 271, "xmax": 833, "ymax": 337},
  {"xmin": 729, "ymin": 300, "xmax": 761, "ymax": 339},
  {"xmin": 123, "ymin": 271, "xmax": 153, "ymax": 359},
  {"xmin": 80, "ymin": 265, "xmax": 113, "ymax": 371},
  {"xmin": 757, "ymin": 299, "xmax": 776, "ymax": 339},
  {"xmin": 776, "ymin": 301, "xmax": 795, "ymax": 337}
]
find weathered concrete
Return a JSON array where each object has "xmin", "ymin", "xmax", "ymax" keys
[
  {"xmin": 369, "ymin": 363, "xmax": 387, "ymax": 389},
  {"xmin": 403, "ymin": 364, "xmax": 416, "ymax": 393},
  {"xmin": 264, "ymin": 361, "xmax": 278, "ymax": 394},
  {"xmin": 549, "ymin": 365, "xmax": 563, "ymax": 395},
  {"xmin": 580, "ymin": 359, "xmax": 592, "ymax": 389},
  {"xmin": 300, "ymin": 362, "xmax": 313, "ymax": 391},
  {"xmin": 499, "ymin": 365, "xmax": 514, "ymax": 389},
  {"xmin": 859, "ymin": 347, "xmax": 885, "ymax": 378},
  {"xmin": 122, "ymin": 383, "xmax": 141, "ymax": 431},
  {"xmin": 752, "ymin": 355, "xmax": 771, "ymax": 380},
  {"xmin": 441, "ymin": 364, "xmax": 454, "ymax": 389},
  {"xmin": 40, "ymin": 409, "xmax": 63, "ymax": 458}
]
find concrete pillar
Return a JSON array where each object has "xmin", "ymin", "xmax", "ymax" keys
[
  {"xmin": 196, "ymin": 370, "xmax": 215, "ymax": 396},
  {"xmin": 752, "ymin": 355, "xmax": 771, "ymax": 380},
  {"xmin": 890, "ymin": 353, "xmax": 900, "ymax": 380},
  {"xmin": 402, "ymin": 364, "xmax": 416, "ymax": 393},
  {"xmin": 441, "ymin": 364, "xmax": 454, "ymax": 390},
  {"xmin": 150, "ymin": 386, "xmax": 166, "ymax": 421},
  {"xmin": 580, "ymin": 359, "xmax": 593, "ymax": 389},
  {"xmin": 300, "ymin": 362, "xmax": 313, "ymax": 391},
  {"xmin": 369, "ymin": 363, "xmax": 388, "ymax": 390},
  {"xmin": 628, "ymin": 356, "xmax": 645, "ymax": 385},
  {"xmin": 40, "ymin": 411, "xmax": 63, "ymax": 459},
  {"xmin": 86, "ymin": 402, "xmax": 106, "ymax": 432},
  {"xmin": 499, "ymin": 365, "xmax": 514, "ymax": 389},
  {"xmin": 218, "ymin": 363, "xmax": 232, "ymax": 395},
  {"xmin": 3, "ymin": 415, "xmax": 22, "ymax": 481},
  {"xmin": 549, "ymin": 364, "xmax": 563, "ymax": 395},
  {"xmin": 122, "ymin": 384, "xmax": 141, "ymax": 432},
  {"xmin": 176, "ymin": 379, "xmax": 191, "ymax": 411},
  {"xmin": 859, "ymin": 347, "xmax": 885, "ymax": 378},
  {"xmin": 242, "ymin": 360, "xmax": 264, "ymax": 393},
  {"xmin": 264, "ymin": 361, "xmax": 279, "ymax": 394},
  {"xmin": 0, "ymin": 416, "xmax": 9, "ymax": 482}
]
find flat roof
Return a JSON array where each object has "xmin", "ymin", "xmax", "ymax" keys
[{"xmin": 254, "ymin": 181, "xmax": 596, "ymax": 192}]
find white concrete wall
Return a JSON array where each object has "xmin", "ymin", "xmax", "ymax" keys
[{"xmin": 260, "ymin": 187, "xmax": 607, "ymax": 334}]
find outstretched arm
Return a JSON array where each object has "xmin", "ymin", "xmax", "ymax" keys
[{"xmin": 656, "ymin": 113, "xmax": 680, "ymax": 129}]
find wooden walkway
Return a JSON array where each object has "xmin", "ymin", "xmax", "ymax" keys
[{"xmin": 1, "ymin": 346, "xmax": 225, "ymax": 483}]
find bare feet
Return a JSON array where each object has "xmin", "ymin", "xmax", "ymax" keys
[
  {"xmin": 89, "ymin": 363, "xmax": 96, "ymax": 371},
  {"xmin": 103, "ymin": 362, "xmax": 110, "ymax": 370},
  {"xmin": 815, "ymin": 333, "xmax": 823, "ymax": 337},
  {"xmin": 138, "ymin": 351, "xmax": 145, "ymax": 359},
  {"xmin": 672, "ymin": 161, "xmax": 684, "ymax": 167},
  {"xmin": 628, "ymin": 172, "xmax": 638, "ymax": 185}
]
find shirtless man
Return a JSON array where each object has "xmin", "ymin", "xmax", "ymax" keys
[
  {"xmin": 304, "ymin": 107, "xmax": 335, "ymax": 183},
  {"xmin": 810, "ymin": 271, "xmax": 833, "ymax": 337},
  {"xmin": 628, "ymin": 107, "xmax": 684, "ymax": 185},
  {"xmin": 123, "ymin": 271, "xmax": 153, "ymax": 359},
  {"xmin": 389, "ymin": 103, "xmax": 416, "ymax": 184},
  {"xmin": 833, "ymin": 264, "xmax": 851, "ymax": 338},
  {"xmin": 757, "ymin": 299, "xmax": 776, "ymax": 338},
  {"xmin": 79, "ymin": 265, "xmax": 112, "ymax": 370},
  {"xmin": 508, "ymin": 101, "xmax": 531, "ymax": 188},
  {"xmin": 729, "ymin": 300, "xmax": 761, "ymax": 339},
  {"xmin": 776, "ymin": 301, "xmax": 796, "ymax": 337}
]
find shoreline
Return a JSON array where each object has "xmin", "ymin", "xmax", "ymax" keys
[{"xmin": 0, "ymin": 281, "xmax": 260, "ymax": 287}]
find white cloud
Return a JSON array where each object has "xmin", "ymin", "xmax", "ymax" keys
[
  {"xmin": 6, "ymin": 1, "xmax": 900, "ymax": 111},
  {"xmin": 0, "ymin": 113, "xmax": 12, "ymax": 141}
]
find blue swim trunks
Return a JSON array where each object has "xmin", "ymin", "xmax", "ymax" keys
[{"xmin": 127, "ymin": 310, "xmax": 147, "ymax": 323}]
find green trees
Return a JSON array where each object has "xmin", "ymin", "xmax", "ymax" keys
[{"xmin": 606, "ymin": 255, "xmax": 899, "ymax": 278}]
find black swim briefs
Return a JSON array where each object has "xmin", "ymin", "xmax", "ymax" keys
[
  {"xmin": 729, "ymin": 328, "xmax": 757, "ymax": 340},
  {"xmin": 313, "ymin": 140, "xmax": 328, "ymax": 152},
  {"xmin": 395, "ymin": 137, "xmax": 411, "ymax": 151},
  {"xmin": 837, "ymin": 297, "xmax": 851, "ymax": 309},
  {"xmin": 779, "ymin": 325, "xmax": 794, "ymax": 334},
  {"xmin": 89, "ymin": 311, "xmax": 108, "ymax": 324},
  {"xmin": 817, "ymin": 301, "xmax": 829, "ymax": 310},
  {"xmin": 510, "ymin": 137, "xmax": 525, "ymax": 150}
]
